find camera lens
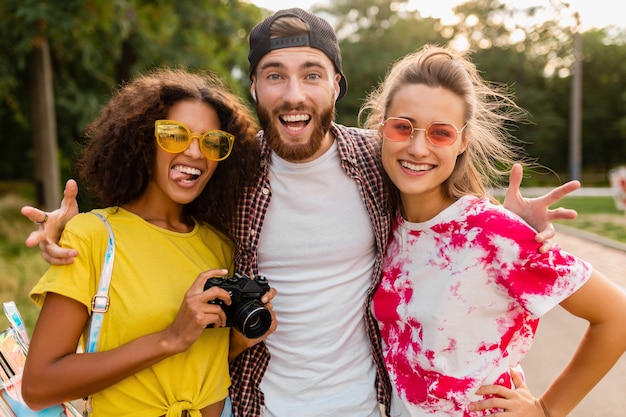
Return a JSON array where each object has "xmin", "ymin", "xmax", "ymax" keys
[{"xmin": 233, "ymin": 300, "xmax": 272, "ymax": 338}]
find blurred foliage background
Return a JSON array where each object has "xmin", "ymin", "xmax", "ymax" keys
[{"xmin": 2, "ymin": 0, "xmax": 626, "ymax": 195}]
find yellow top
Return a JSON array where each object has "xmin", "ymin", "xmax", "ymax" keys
[{"xmin": 30, "ymin": 207, "xmax": 234, "ymax": 417}]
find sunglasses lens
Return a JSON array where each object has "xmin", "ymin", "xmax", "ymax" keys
[
  {"xmin": 427, "ymin": 123, "xmax": 458, "ymax": 146},
  {"xmin": 384, "ymin": 118, "xmax": 413, "ymax": 141},
  {"xmin": 201, "ymin": 133, "xmax": 233, "ymax": 161},
  {"xmin": 156, "ymin": 121, "xmax": 233, "ymax": 161},
  {"xmin": 156, "ymin": 124, "xmax": 189, "ymax": 153}
]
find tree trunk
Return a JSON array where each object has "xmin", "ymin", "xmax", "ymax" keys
[{"xmin": 29, "ymin": 38, "xmax": 61, "ymax": 210}]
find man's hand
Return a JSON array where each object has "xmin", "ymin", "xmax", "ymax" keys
[
  {"xmin": 20, "ymin": 179, "xmax": 80, "ymax": 265},
  {"xmin": 228, "ymin": 287, "xmax": 278, "ymax": 362},
  {"xmin": 504, "ymin": 164, "xmax": 579, "ymax": 253}
]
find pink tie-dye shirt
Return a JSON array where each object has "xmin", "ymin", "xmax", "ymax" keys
[{"xmin": 372, "ymin": 195, "xmax": 591, "ymax": 416}]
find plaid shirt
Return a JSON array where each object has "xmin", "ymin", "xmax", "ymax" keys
[{"xmin": 229, "ymin": 123, "xmax": 392, "ymax": 417}]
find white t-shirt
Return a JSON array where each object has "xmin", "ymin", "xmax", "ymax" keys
[
  {"xmin": 257, "ymin": 142, "xmax": 380, "ymax": 417},
  {"xmin": 372, "ymin": 196, "xmax": 591, "ymax": 416}
]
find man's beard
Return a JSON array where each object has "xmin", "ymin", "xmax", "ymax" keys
[{"xmin": 256, "ymin": 101, "xmax": 334, "ymax": 162}]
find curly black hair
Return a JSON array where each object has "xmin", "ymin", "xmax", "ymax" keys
[{"xmin": 74, "ymin": 67, "xmax": 260, "ymax": 237}]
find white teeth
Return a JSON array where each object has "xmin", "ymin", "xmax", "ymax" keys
[
  {"xmin": 400, "ymin": 161, "xmax": 432, "ymax": 172},
  {"xmin": 173, "ymin": 165, "xmax": 201, "ymax": 176},
  {"xmin": 282, "ymin": 114, "xmax": 310, "ymax": 122}
]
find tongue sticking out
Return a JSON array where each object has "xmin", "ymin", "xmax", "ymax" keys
[
  {"xmin": 171, "ymin": 165, "xmax": 201, "ymax": 182},
  {"xmin": 171, "ymin": 170, "xmax": 194, "ymax": 181}
]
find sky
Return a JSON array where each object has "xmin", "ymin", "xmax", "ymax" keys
[{"xmin": 248, "ymin": 0, "xmax": 623, "ymax": 32}]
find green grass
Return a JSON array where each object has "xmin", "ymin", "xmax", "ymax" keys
[
  {"xmin": 0, "ymin": 193, "xmax": 49, "ymax": 333},
  {"xmin": 551, "ymin": 196, "xmax": 623, "ymax": 214},
  {"xmin": 550, "ymin": 196, "xmax": 626, "ymax": 244}
]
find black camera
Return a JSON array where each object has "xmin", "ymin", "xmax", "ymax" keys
[{"xmin": 204, "ymin": 272, "xmax": 272, "ymax": 338}]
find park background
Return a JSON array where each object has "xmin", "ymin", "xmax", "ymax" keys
[
  {"xmin": 3, "ymin": 0, "xmax": 626, "ymax": 209},
  {"xmin": 1, "ymin": 1, "xmax": 626, "ymax": 415}
]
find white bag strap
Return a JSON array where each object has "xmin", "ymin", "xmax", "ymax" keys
[{"xmin": 85, "ymin": 211, "xmax": 115, "ymax": 353}]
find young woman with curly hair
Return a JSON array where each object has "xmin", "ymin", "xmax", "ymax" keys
[{"xmin": 21, "ymin": 68, "xmax": 275, "ymax": 417}]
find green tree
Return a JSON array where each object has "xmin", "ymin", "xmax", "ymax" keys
[
  {"xmin": 314, "ymin": 0, "xmax": 447, "ymax": 126},
  {"xmin": 4, "ymin": 0, "xmax": 626, "ymax": 190},
  {"xmin": 435, "ymin": 0, "xmax": 626, "ymax": 183},
  {"xmin": 577, "ymin": 30, "xmax": 626, "ymax": 175},
  {"xmin": 0, "ymin": 0, "xmax": 264, "ymax": 203}
]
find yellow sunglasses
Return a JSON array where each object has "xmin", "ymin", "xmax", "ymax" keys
[{"xmin": 155, "ymin": 120, "xmax": 234, "ymax": 161}]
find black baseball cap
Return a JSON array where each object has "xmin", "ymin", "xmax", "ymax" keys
[{"xmin": 248, "ymin": 8, "xmax": 348, "ymax": 101}]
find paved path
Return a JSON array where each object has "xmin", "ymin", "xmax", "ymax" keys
[{"xmin": 521, "ymin": 227, "xmax": 626, "ymax": 417}]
